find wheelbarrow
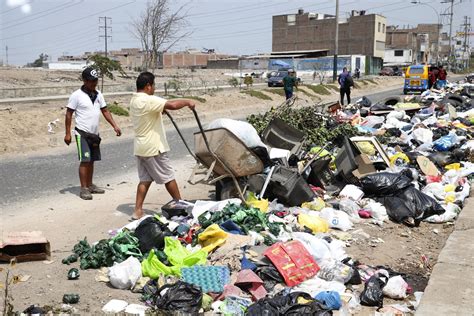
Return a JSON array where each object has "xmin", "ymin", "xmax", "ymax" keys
[{"xmin": 165, "ymin": 109, "xmax": 265, "ymax": 201}]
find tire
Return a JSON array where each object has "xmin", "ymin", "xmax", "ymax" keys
[
  {"xmin": 268, "ymin": 83, "xmax": 272, "ymax": 87},
  {"xmin": 215, "ymin": 178, "xmax": 245, "ymax": 200},
  {"xmin": 383, "ymin": 96, "xmax": 402, "ymax": 106}
]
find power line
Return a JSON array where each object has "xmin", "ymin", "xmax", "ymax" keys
[{"xmin": 0, "ymin": 0, "xmax": 136, "ymax": 41}]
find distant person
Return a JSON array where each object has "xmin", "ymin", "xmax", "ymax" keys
[
  {"xmin": 437, "ymin": 65, "xmax": 447, "ymax": 88},
  {"xmin": 354, "ymin": 67, "xmax": 361, "ymax": 79},
  {"xmin": 283, "ymin": 69, "xmax": 298, "ymax": 100},
  {"xmin": 64, "ymin": 67, "xmax": 122, "ymax": 200},
  {"xmin": 428, "ymin": 68, "xmax": 436, "ymax": 89},
  {"xmin": 129, "ymin": 72, "xmax": 195, "ymax": 220},
  {"xmin": 338, "ymin": 67, "xmax": 354, "ymax": 105}
]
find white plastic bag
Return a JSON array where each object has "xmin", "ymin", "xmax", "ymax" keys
[
  {"xmin": 102, "ymin": 299, "xmax": 128, "ymax": 313},
  {"xmin": 339, "ymin": 198, "xmax": 360, "ymax": 219},
  {"xmin": 292, "ymin": 232, "xmax": 333, "ymax": 264},
  {"xmin": 339, "ymin": 185, "xmax": 364, "ymax": 201},
  {"xmin": 208, "ymin": 118, "xmax": 266, "ymax": 148},
  {"xmin": 383, "ymin": 275, "xmax": 408, "ymax": 299},
  {"xmin": 413, "ymin": 128, "xmax": 433, "ymax": 144},
  {"xmin": 124, "ymin": 304, "xmax": 148, "ymax": 316},
  {"xmin": 108, "ymin": 256, "xmax": 142, "ymax": 290},
  {"xmin": 320, "ymin": 208, "xmax": 353, "ymax": 232},
  {"xmin": 422, "ymin": 182, "xmax": 446, "ymax": 200}
]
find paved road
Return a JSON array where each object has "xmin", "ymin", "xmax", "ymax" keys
[{"xmin": 0, "ymin": 86, "xmax": 402, "ymax": 207}]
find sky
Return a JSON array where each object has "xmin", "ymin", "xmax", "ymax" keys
[{"xmin": 0, "ymin": 0, "xmax": 472, "ymax": 65}]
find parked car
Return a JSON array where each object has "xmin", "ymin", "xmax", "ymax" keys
[
  {"xmin": 267, "ymin": 71, "xmax": 301, "ymax": 87},
  {"xmin": 379, "ymin": 67, "xmax": 395, "ymax": 76}
]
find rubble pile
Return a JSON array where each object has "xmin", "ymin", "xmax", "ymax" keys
[{"xmin": 57, "ymin": 79, "xmax": 473, "ymax": 315}]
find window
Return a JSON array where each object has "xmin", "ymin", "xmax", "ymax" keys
[
  {"xmin": 383, "ymin": 24, "xmax": 385, "ymax": 33},
  {"xmin": 394, "ymin": 50, "xmax": 404, "ymax": 57},
  {"xmin": 409, "ymin": 67, "xmax": 424, "ymax": 74},
  {"xmin": 287, "ymin": 14, "xmax": 296, "ymax": 26},
  {"xmin": 378, "ymin": 22, "xmax": 381, "ymax": 32}
]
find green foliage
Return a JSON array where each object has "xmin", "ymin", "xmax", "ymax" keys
[
  {"xmin": 264, "ymin": 88, "xmax": 286, "ymax": 96},
  {"xmin": 247, "ymin": 106, "xmax": 361, "ymax": 150},
  {"xmin": 304, "ymin": 84, "xmax": 331, "ymax": 95},
  {"xmin": 108, "ymin": 102, "xmax": 129, "ymax": 116},
  {"xmin": 30, "ymin": 53, "xmax": 48, "ymax": 67},
  {"xmin": 167, "ymin": 95, "xmax": 207, "ymax": 103},
  {"xmin": 228, "ymin": 77, "xmax": 239, "ymax": 87},
  {"xmin": 88, "ymin": 54, "xmax": 127, "ymax": 80},
  {"xmin": 240, "ymin": 90, "xmax": 272, "ymax": 100}
]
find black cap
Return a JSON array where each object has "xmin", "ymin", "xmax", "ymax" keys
[{"xmin": 82, "ymin": 67, "xmax": 99, "ymax": 81}]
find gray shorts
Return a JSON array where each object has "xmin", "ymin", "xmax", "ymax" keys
[{"xmin": 136, "ymin": 153, "xmax": 175, "ymax": 184}]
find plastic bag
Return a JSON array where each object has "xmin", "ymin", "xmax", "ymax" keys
[
  {"xmin": 208, "ymin": 118, "xmax": 266, "ymax": 148},
  {"xmin": 298, "ymin": 213, "xmax": 329, "ymax": 234},
  {"xmin": 338, "ymin": 198, "xmax": 360, "ymax": 218},
  {"xmin": 433, "ymin": 132, "xmax": 459, "ymax": 151},
  {"xmin": 198, "ymin": 224, "xmax": 228, "ymax": 253},
  {"xmin": 134, "ymin": 217, "xmax": 172, "ymax": 253},
  {"xmin": 413, "ymin": 128, "xmax": 433, "ymax": 144},
  {"xmin": 360, "ymin": 172, "xmax": 412, "ymax": 196},
  {"xmin": 154, "ymin": 281, "xmax": 203, "ymax": 314},
  {"xmin": 383, "ymin": 275, "xmax": 408, "ymax": 299},
  {"xmin": 424, "ymin": 203, "xmax": 461, "ymax": 223},
  {"xmin": 291, "ymin": 232, "xmax": 334, "ymax": 264},
  {"xmin": 102, "ymin": 299, "xmax": 128, "ymax": 313},
  {"xmin": 360, "ymin": 274, "xmax": 388, "ymax": 308},
  {"xmin": 315, "ymin": 291, "xmax": 342, "ymax": 310},
  {"xmin": 264, "ymin": 240, "xmax": 320, "ymax": 287},
  {"xmin": 339, "ymin": 185, "xmax": 364, "ymax": 201},
  {"xmin": 245, "ymin": 191, "xmax": 269, "ymax": 212},
  {"xmin": 301, "ymin": 197, "xmax": 326, "ymax": 211},
  {"xmin": 141, "ymin": 238, "xmax": 207, "ymax": 278},
  {"xmin": 318, "ymin": 259, "xmax": 354, "ymax": 284},
  {"xmin": 320, "ymin": 208, "xmax": 353, "ymax": 231},
  {"xmin": 108, "ymin": 256, "xmax": 142, "ymax": 290}
]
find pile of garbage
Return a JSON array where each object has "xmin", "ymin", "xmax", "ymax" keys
[{"xmin": 61, "ymin": 80, "xmax": 473, "ymax": 315}]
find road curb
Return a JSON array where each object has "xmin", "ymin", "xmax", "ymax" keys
[{"xmin": 415, "ymin": 188, "xmax": 474, "ymax": 315}]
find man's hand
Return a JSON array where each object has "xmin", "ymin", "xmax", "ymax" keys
[
  {"xmin": 188, "ymin": 101, "xmax": 196, "ymax": 110},
  {"xmin": 64, "ymin": 134, "xmax": 72, "ymax": 145},
  {"xmin": 114, "ymin": 126, "xmax": 122, "ymax": 137}
]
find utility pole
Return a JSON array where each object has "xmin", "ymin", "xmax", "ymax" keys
[
  {"xmin": 441, "ymin": 0, "xmax": 454, "ymax": 70},
  {"xmin": 332, "ymin": 0, "xmax": 339, "ymax": 82},
  {"xmin": 99, "ymin": 17, "xmax": 112, "ymax": 57},
  {"xmin": 461, "ymin": 16, "xmax": 471, "ymax": 70},
  {"xmin": 5, "ymin": 45, "xmax": 8, "ymax": 66}
]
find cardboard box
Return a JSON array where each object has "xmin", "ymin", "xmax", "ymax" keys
[{"xmin": 0, "ymin": 231, "xmax": 50, "ymax": 262}]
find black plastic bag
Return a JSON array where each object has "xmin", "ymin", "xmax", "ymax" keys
[
  {"xmin": 246, "ymin": 291, "xmax": 332, "ymax": 316},
  {"xmin": 255, "ymin": 262, "xmax": 285, "ymax": 291},
  {"xmin": 134, "ymin": 217, "xmax": 172, "ymax": 253},
  {"xmin": 154, "ymin": 281, "xmax": 202, "ymax": 315},
  {"xmin": 379, "ymin": 196, "xmax": 415, "ymax": 223},
  {"xmin": 360, "ymin": 275, "xmax": 387, "ymax": 308},
  {"xmin": 360, "ymin": 172, "xmax": 412, "ymax": 196},
  {"xmin": 396, "ymin": 186, "xmax": 445, "ymax": 220}
]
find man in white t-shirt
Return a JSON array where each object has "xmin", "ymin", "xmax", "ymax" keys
[
  {"xmin": 129, "ymin": 72, "xmax": 195, "ymax": 220},
  {"xmin": 64, "ymin": 67, "xmax": 122, "ymax": 200}
]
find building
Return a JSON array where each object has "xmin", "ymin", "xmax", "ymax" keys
[
  {"xmin": 385, "ymin": 24, "xmax": 444, "ymax": 64},
  {"xmin": 272, "ymin": 9, "xmax": 387, "ymax": 59},
  {"xmin": 162, "ymin": 50, "xmax": 233, "ymax": 69},
  {"xmin": 384, "ymin": 49, "xmax": 413, "ymax": 65}
]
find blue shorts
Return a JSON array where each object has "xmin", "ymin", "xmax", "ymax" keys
[{"xmin": 75, "ymin": 129, "xmax": 101, "ymax": 162}]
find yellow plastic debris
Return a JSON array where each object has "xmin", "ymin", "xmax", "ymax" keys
[
  {"xmin": 298, "ymin": 213, "xmax": 329, "ymax": 234},
  {"xmin": 198, "ymin": 224, "xmax": 228, "ymax": 253},
  {"xmin": 246, "ymin": 191, "xmax": 269, "ymax": 212}
]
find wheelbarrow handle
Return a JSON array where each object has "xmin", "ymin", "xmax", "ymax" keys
[
  {"xmin": 191, "ymin": 108, "xmax": 213, "ymax": 158},
  {"xmin": 164, "ymin": 109, "xmax": 197, "ymax": 161}
]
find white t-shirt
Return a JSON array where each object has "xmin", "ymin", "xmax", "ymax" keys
[{"xmin": 67, "ymin": 88, "xmax": 107, "ymax": 135}]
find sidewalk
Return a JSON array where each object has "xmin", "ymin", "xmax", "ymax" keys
[{"xmin": 416, "ymin": 191, "xmax": 474, "ymax": 316}]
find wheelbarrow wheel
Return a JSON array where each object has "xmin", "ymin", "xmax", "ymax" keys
[{"xmin": 215, "ymin": 178, "xmax": 246, "ymax": 200}]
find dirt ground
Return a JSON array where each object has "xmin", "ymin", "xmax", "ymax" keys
[{"xmin": 1, "ymin": 69, "xmax": 448, "ymax": 314}]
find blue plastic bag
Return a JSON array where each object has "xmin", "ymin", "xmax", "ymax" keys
[{"xmin": 315, "ymin": 291, "xmax": 342, "ymax": 310}]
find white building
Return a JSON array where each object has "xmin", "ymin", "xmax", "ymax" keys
[{"xmin": 384, "ymin": 49, "xmax": 413, "ymax": 65}]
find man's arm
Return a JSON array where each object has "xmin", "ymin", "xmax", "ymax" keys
[
  {"xmin": 101, "ymin": 107, "xmax": 122, "ymax": 136},
  {"xmin": 164, "ymin": 99, "xmax": 196, "ymax": 111},
  {"xmin": 64, "ymin": 108, "xmax": 74, "ymax": 145}
]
